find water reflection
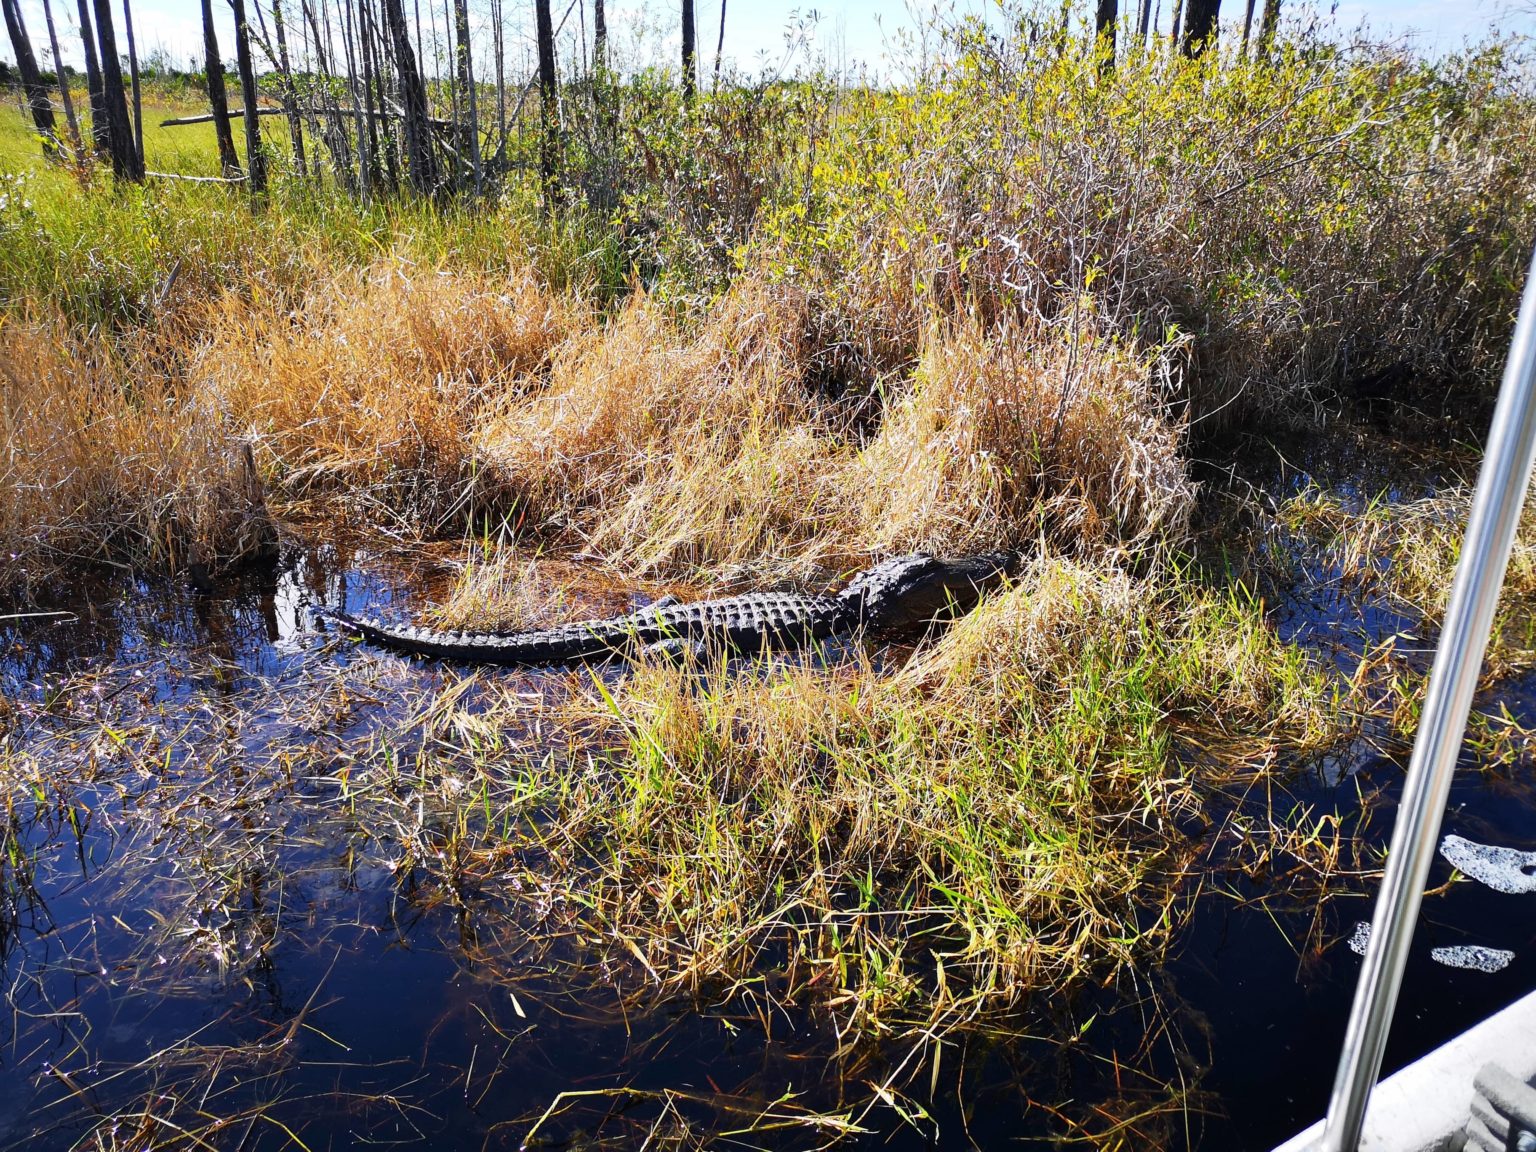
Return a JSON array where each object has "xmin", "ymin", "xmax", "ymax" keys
[{"xmin": 0, "ymin": 432, "xmax": 1533, "ymax": 1150}]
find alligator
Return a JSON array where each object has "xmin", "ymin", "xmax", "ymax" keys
[{"xmin": 324, "ymin": 552, "xmax": 1014, "ymax": 666}]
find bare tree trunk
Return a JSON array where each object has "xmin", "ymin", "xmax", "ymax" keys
[
  {"xmin": 1240, "ymin": 0, "xmax": 1256, "ymax": 53},
  {"xmin": 535, "ymin": 0, "xmax": 557, "ymax": 203},
  {"xmin": 451, "ymin": 0, "xmax": 479, "ymax": 192},
  {"xmin": 1168, "ymin": 0, "xmax": 1184, "ymax": 55},
  {"xmin": 492, "ymin": 0, "xmax": 505, "ymax": 166},
  {"xmin": 1, "ymin": 0, "xmax": 60, "ymax": 155},
  {"xmin": 1094, "ymin": 0, "xmax": 1116, "ymax": 69},
  {"xmin": 90, "ymin": 0, "xmax": 140, "ymax": 176},
  {"xmin": 202, "ymin": 0, "xmax": 241, "ymax": 175},
  {"xmin": 1180, "ymin": 0, "xmax": 1219, "ymax": 56},
  {"xmin": 340, "ymin": 0, "xmax": 371, "ymax": 197},
  {"xmin": 681, "ymin": 0, "xmax": 695, "ymax": 103},
  {"xmin": 1137, "ymin": 0, "xmax": 1152, "ymax": 46},
  {"xmin": 40, "ymin": 0, "xmax": 81, "ymax": 154},
  {"xmin": 361, "ymin": 0, "xmax": 390, "ymax": 188},
  {"xmin": 356, "ymin": 0, "xmax": 380, "ymax": 186},
  {"xmin": 121, "ymin": 0, "xmax": 141, "ymax": 166},
  {"xmin": 230, "ymin": 0, "xmax": 268, "ymax": 193},
  {"xmin": 592, "ymin": 0, "xmax": 604, "ymax": 70},
  {"xmin": 302, "ymin": 0, "xmax": 355, "ymax": 188},
  {"xmin": 1257, "ymin": 0, "xmax": 1279, "ymax": 57},
  {"xmin": 431, "ymin": 0, "xmax": 447, "ymax": 132},
  {"xmin": 382, "ymin": 0, "xmax": 438, "ymax": 194},
  {"xmin": 712, "ymin": 0, "xmax": 724, "ymax": 88},
  {"xmin": 75, "ymin": 0, "xmax": 106, "ymax": 154},
  {"xmin": 272, "ymin": 0, "xmax": 308, "ymax": 175}
]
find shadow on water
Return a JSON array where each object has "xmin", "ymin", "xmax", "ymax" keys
[{"xmin": 1, "ymin": 424, "xmax": 1533, "ymax": 1150}]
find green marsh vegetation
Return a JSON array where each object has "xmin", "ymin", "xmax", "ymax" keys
[{"xmin": 2, "ymin": 4, "xmax": 1536, "ymax": 1146}]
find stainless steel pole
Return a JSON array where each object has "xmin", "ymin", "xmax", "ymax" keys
[{"xmin": 1318, "ymin": 242, "xmax": 1536, "ymax": 1152}]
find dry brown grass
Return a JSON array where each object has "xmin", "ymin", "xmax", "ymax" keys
[
  {"xmin": 473, "ymin": 289, "xmax": 1193, "ymax": 585},
  {"xmin": 854, "ymin": 312, "xmax": 1193, "ymax": 557},
  {"xmin": 199, "ymin": 258, "xmax": 577, "ymax": 526},
  {"xmin": 475, "ymin": 281, "xmax": 843, "ymax": 576},
  {"xmin": 1, "ymin": 256, "xmax": 1193, "ymax": 598},
  {"xmin": 0, "ymin": 259, "xmax": 581, "ymax": 593},
  {"xmin": 0, "ymin": 319, "xmax": 270, "ymax": 596}
]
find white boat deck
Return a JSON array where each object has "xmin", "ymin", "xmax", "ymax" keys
[{"xmin": 1274, "ymin": 988, "xmax": 1536, "ymax": 1152}]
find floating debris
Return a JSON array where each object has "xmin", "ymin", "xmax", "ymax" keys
[
  {"xmin": 1429, "ymin": 945, "xmax": 1516, "ymax": 973},
  {"xmin": 1349, "ymin": 921, "xmax": 1373, "ymax": 956},
  {"xmin": 1440, "ymin": 834, "xmax": 1536, "ymax": 895}
]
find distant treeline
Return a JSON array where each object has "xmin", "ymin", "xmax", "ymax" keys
[{"xmin": 3, "ymin": 0, "xmax": 1288, "ymax": 200}]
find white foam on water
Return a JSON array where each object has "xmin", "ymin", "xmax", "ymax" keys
[
  {"xmin": 1349, "ymin": 921, "xmax": 1372, "ymax": 956},
  {"xmin": 1429, "ymin": 944, "xmax": 1516, "ymax": 973},
  {"xmin": 1440, "ymin": 834, "xmax": 1536, "ymax": 894}
]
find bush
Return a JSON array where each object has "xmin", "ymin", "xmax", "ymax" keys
[{"xmin": 761, "ymin": 29, "xmax": 1536, "ymax": 425}]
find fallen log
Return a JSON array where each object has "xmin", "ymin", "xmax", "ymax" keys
[
  {"xmin": 159, "ymin": 107, "xmax": 285, "ymax": 126},
  {"xmin": 160, "ymin": 105, "xmax": 455, "ymax": 129}
]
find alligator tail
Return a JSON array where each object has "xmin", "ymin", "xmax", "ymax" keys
[{"xmin": 320, "ymin": 608, "xmax": 623, "ymax": 665}]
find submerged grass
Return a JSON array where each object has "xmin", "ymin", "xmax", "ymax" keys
[
  {"xmin": 0, "ymin": 548, "xmax": 1352, "ymax": 1148},
  {"xmin": 1267, "ymin": 483, "xmax": 1536, "ymax": 676}
]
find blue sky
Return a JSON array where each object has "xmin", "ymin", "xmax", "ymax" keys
[{"xmin": 4, "ymin": 0, "xmax": 1532, "ymax": 75}]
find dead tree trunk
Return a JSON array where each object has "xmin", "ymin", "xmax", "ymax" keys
[
  {"xmin": 358, "ymin": 0, "xmax": 378, "ymax": 183},
  {"xmin": 1, "ymin": 0, "xmax": 60, "ymax": 155},
  {"xmin": 451, "ymin": 0, "xmax": 479, "ymax": 192},
  {"xmin": 90, "ymin": 0, "xmax": 141, "ymax": 176},
  {"xmin": 1137, "ymin": 0, "xmax": 1151, "ymax": 47},
  {"xmin": 121, "ymin": 0, "xmax": 142, "ymax": 165},
  {"xmin": 535, "ymin": 0, "xmax": 557, "ymax": 202},
  {"xmin": 1257, "ymin": 0, "xmax": 1279, "ymax": 57},
  {"xmin": 712, "ymin": 0, "xmax": 724, "ymax": 87},
  {"xmin": 75, "ymin": 0, "xmax": 107, "ymax": 154},
  {"xmin": 202, "ymin": 0, "xmax": 241, "ymax": 175},
  {"xmin": 382, "ymin": 0, "xmax": 438, "ymax": 194},
  {"xmin": 40, "ymin": 0, "xmax": 82, "ymax": 154},
  {"xmin": 681, "ymin": 0, "xmax": 695, "ymax": 103},
  {"xmin": 271, "ymin": 0, "xmax": 308, "ymax": 176},
  {"xmin": 1180, "ymin": 0, "xmax": 1219, "ymax": 56},
  {"xmin": 365, "ymin": 0, "xmax": 400, "ymax": 190},
  {"xmin": 301, "ymin": 0, "xmax": 358, "ymax": 189},
  {"xmin": 592, "ymin": 0, "xmax": 605, "ymax": 70},
  {"xmin": 1094, "ymin": 0, "xmax": 1116, "ymax": 68},
  {"xmin": 492, "ymin": 0, "xmax": 505, "ymax": 166},
  {"xmin": 339, "ymin": 0, "xmax": 371, "ymax": 196},
  {"xmin": 230, "ymin": 0, "xmax": 268, "ymax": 193}
]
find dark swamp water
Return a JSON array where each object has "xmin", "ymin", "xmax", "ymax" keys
[{"xmin": 2, "ymin": 424, "xmax": 1535, "ymax": 1151}]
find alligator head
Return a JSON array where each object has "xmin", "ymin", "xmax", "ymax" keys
[{"xmin": 836, "ymin": 552, "xmax": 1015, "ymax": 633}]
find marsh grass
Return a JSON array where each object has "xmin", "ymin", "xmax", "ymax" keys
[
  {"xmin": 0, "ymin": 320, "xmax": 276, "ymax": 598},
  {"xmin": 1269, "ymin": 484, "xmax": 1536, "ymax": 676},
  {"xmin": 0, "ymin": 545, "xmax": 1362, "ymax": 1149},
  {"xmin": 1, "ymin": 260, "xmax": 1196, "ymax": 596},
  {"xmin": 485, "ymin": 557, "xmax": 1344, "ymax": 1036},
  {"xmin": 0, "ymin": 29, "xmax": 1531, "ymax": 596}
]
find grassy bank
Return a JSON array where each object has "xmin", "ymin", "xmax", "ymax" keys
[{"xmin": 2, "ymin": 28, "xmax": 1534, "ymax": 594}]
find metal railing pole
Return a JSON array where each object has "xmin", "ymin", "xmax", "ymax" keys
[{"xmin": 1318, "ymin": 242, "xmax": 1536, "ymax": 1152}]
